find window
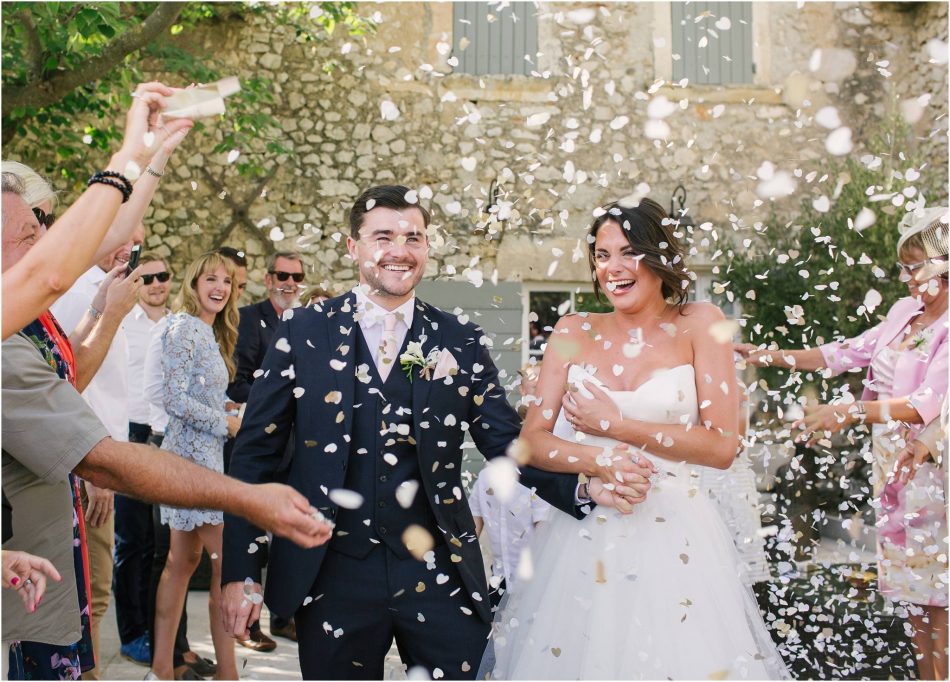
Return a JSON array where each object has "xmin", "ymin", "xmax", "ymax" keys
[
  {"xmin": 523, "ymin": 283, "xmax": 607, "ymax": 363},
  {"xmin": 671, "ymin": 1, "xmax": 754, "ymax": 85},
  {"xmin": 452, "ymin": 2, "xmax": 539, "ymax": 76}
]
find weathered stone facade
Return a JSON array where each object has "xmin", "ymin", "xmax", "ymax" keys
[{"xmin": 6, "ymin": 2, "xmax": 947, "ymax": 300}]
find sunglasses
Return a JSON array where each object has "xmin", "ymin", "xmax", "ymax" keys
[
  {"xmin": 141, "ymin": 271, "xmax": 171, "ymax": 285},
  {"xmin": 269, "ymin": 270, "xmax": 305, "ymax": 283},
  {"xmin": 32, "ymin": 207, "xmax": 55, "ymax": 228}
]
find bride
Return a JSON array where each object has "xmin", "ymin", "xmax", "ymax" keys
[{"xmin": 482, "ymin": 198, "xmax": 789, "ymax": 679}]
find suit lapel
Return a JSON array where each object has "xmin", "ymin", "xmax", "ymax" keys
[
  {"xmin": 410, "ymin": 299, "xmax": 443, "ymax": 450},
  {"xmin": 261, "ymin": 299, "xmax": 280, "ymax": 330},
  {"xmin": 326, "ymin": 293, "xmax": 358, "ymax": 436}
]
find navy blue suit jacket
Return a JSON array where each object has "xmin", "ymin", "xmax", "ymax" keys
[
  {"xmin": 228, "ymin": 299, "xmax": 281, "ymax": 404},
  {"xmin": 222, "ymin": 292, "xmax": 583, "ymax": 622}
]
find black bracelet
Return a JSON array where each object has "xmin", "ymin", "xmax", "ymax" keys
[
  {"xmin": 88, "ymin": 171, "xmax": 132, "ymax": 203},
  {"xmin": 95, "ymin": 170, "xmax": 133, "ymax": 197}
]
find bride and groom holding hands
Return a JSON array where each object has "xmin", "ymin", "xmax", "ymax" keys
[{"xmin": 221, "ymin": 185, "xmax": 788, "ymax": 679}]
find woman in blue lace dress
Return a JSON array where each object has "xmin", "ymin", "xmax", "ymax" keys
[{"xmin": 152, "ymin": 252, "xmax": 241, "ymax": 680}]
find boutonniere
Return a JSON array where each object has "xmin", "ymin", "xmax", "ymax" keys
[
  {"xmin": 910, "ymin": 327, "xmax": 934, "ymax": 351},
  {"xmin": 400, "ymin": 341, "xmax": 440, "ymax": 382}
]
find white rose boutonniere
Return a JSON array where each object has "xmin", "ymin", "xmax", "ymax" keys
[{"xmin": 400, "ymin": 341, "xmax": 440, "ymax": 382}]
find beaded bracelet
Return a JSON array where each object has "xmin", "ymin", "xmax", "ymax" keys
[{"xmin": 88, "ymin": 170, "xmax": 133, "ymax": 203}]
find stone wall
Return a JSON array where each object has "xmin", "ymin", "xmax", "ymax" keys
[{"xmin": 6, "ymin": 2, "xmax": 947, "ymax": 300}]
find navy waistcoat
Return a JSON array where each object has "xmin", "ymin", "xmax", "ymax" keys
[{"xmin": 329, "ymin": 325, "xmax": 441, "ymax": 559}]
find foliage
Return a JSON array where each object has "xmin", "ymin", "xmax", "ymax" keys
[
  {"xmin": 725, "ymin": 118, "xmax": 941, "ymax": 398},
  {"xmin": 1, "ymin": 2, "xmax": 373, "ymax": 183}
]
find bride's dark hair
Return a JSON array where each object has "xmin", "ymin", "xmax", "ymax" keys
[{"xmin": 587, "ymin": 197, "xmax": 691, "ymax": 309}]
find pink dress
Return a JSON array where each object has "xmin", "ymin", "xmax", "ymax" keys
[{"xmin": 820, "ymin": 297, "xmax": 948, "ymax": 607}]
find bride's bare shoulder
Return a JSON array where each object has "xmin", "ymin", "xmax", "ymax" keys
[
  {"xmin": 551, "ymin": 311, "xmax": 608, "ymax": 336},
  {"xmin": 679, "ymin": 301, "xmax": 725, "ymax": 327}
]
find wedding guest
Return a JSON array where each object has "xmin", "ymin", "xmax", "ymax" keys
[
  {"xmin": 301, "ymin": 283, "xmax": 333, "ymax": 307},
  {"xmin": 2, "ymin": 330, "xmax": 332, "ymax": 681},
  {"xmin": 152, "ymin": 252, "xmax": 242, "ymax": 680},
  {"xmin": 473, "ymin": 363, "xmax": 552, "ymax": 607},
  {"xmin": 1, "ymin": 82, "xmax": 192, "ymax": 340},
  {"xmin": 115, "ymin": 252, "xmax": 172, "ymax": 666},
  {"xmin": 50, "ymin": 223, "xmax": 146, "ymax": 676},
  {"xmin": 470, "ymin": 471, "xmax": 551, "ymax": 609},
  {"xmin": 215, "ymin": 246, "xmax": 248, "ymax": 303},
  {"xmin": 2, "ymin": 186, "xmax": 332, "ymax": 680},
  {"xmin": 142, "ymin": 246, "xmax": 246, "ymax": 678},
  {"xmin": 737, "ymin": 206, "xmax": 949, "ymax": 680},
  {"xmin": 229, "ymin": 251, "xmax": 305, "ymax": 406},
  {"xmin": 225, "ymin": 251, "xmax": 306, "ymax": 649},
  {"xmin": 3, "ymin": 171, "xmax": 99, "ymax": 679},
  {"xmin": 144, "ymin": 286, "xmax": 215, "ymax": 680}
]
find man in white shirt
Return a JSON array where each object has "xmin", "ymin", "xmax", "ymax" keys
[
  {"xmin": 49, "ymin": 224, "xmax": 144, "ymax": 678},
  {"xmin": 115, "ymin": 252, "xmax": 170, "ymax": 665},
  {"xmin": 470, "ymin": 472, "xmax": 551, "ymax": 609}
]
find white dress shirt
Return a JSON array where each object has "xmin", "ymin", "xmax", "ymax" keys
[
  {"xmin": 353, "ymin": 286, "xmax": 415, "ymax": 371},
  {"xmin": 50, "ymin": 266, "xmax": 129, "ymax": 442},
  {"xmin": 124, "ymin": 304, "xmax": 166, "ymax": 424},
  {"xmin": 143, "ymin": 316, "xmax": 171, "ymax": 434},
  {"xmin": 469, "ymin": 471, "xmax": 552, "ymax": 589}
]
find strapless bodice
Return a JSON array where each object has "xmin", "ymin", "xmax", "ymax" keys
[{"xmin": 552, "ymin": 363, "xmax": 705, "ymax": 487}]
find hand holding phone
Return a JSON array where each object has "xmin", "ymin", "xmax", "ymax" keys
[{"xmin": 126, "ymin": 244, "xmax": 141, "ymax": 277}]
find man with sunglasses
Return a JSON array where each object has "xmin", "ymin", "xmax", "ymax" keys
[
  {"xmin": 111, "ymin": 252, "xmax": 173, "ymax": 665},
  {"xmin": 225, "ymin": 251, "xmax": 306, "ymax": 650}
]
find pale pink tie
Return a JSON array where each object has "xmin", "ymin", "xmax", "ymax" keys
[{"xmin": 378, "ymin": 313, "xmax": 399, "ymax": 382}]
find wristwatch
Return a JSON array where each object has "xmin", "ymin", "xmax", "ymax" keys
[
  {"xmin": 853, "ymin": 401, "xmax": 867, "ymax": 422},
  {"xmin": 578, "ymin": 481, "xmax": 591, "ymax": 502}
]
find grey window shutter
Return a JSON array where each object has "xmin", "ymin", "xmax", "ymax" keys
[
  {"xmin": 453, "ymin": 2, "xmax": 538, "ymax": 76},
  {"xmin": 671, "ymin": 2, "xmax": 754, "ymax": 85}
]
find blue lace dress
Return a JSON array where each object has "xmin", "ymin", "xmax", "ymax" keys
[{"xmin": 159, "ymin": 313, "xmax": 229, "ymax": 531}]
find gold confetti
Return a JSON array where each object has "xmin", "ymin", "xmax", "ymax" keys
[
  {"xmin": 595, "ymin": 560, "xmax": 607, "ymax": 583},
  {"xmin": 402, "ymin": 525, "xmax": 434, "ymax": 561}
]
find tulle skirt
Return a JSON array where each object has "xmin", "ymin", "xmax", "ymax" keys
[{"xmin": 480, "ymin": 469, "xmax": 789, "ymax": 680}]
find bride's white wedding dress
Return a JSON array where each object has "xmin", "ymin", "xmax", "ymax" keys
[{"xmin": 482, "ymin": 364, "xmax": 789, "ymax": 680}]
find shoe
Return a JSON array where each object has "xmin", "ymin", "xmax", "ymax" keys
[
  {"xmin": 121, "ymin": 634, "xmax": 151, "ymax": 666},
  {"xmin": 174, "ymin": 665, "xmax": 203, "ymax": 681},
  {"xmin": 144, "ymin": 672, "xmax": 159, "ymax": 681},
  {"xmin": 270, "ymin": 620, "xmax": 297, "ymax": 642},
  {"xmin": 184, "ymin": 655, "xmax": 217, "ymax": 678},
  {"xmin": 236, "ymin": 629, "xmax": 276, "ymax": 652}
]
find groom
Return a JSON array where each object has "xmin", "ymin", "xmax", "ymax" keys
[{"xmin": 221, "ymin": 185, "xmax": 641, "ymax": 679}]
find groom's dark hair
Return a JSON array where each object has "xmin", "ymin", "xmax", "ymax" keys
[
  {"xmin": 348, "ymin": 185, "xmax": 431, "ymax": 238},
  {"xmin": 587, "ymin": 197, "xmax": 691, "ymax": 309}
]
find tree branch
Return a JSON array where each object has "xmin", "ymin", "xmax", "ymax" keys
[
  {"xmin": 3, "ymin": 2, "xmax": 184, "ymax": 112},
  {"xmin": 197, "ymin": 165, "xmax": 279, "ymax": 255},
  {"xmin": 18, "ymin": 9, "xmax": 45, "ymax": 85}
]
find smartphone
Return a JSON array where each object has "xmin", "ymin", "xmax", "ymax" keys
[{"xmin": 126, "ymin": 244, "xmax": 141, "ymax": 276}]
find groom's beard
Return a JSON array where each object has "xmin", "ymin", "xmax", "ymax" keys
[{"xmin": 363, "ymin": 262, "xmax": 425, "ymax": 300}]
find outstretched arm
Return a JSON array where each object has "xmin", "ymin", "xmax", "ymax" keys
[{"xmin": 2, "ymin": 83, "xmax": 192, "ymax": 340}]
